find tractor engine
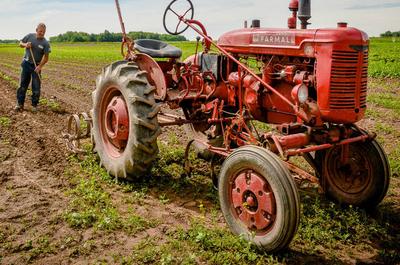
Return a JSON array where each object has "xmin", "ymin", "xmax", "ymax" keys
[
  {"xmin": 180, "ymin": 23, "xmax": 368, "ymax": 127},
  {"xmin": 217, "ymin": 24, "xmax": 368, "ymax": 125}
]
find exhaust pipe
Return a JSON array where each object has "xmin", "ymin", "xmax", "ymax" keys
[{"xmin": 298, "ymin": 0, "xmax": 311, "ymax": 29}]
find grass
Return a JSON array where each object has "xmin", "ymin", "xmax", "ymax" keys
[
  {"xmin": 368, "ymin": 93, "xmax": 400, "ymax": 116},
  {"xmin": 389, "ymin": 146, "xmax": 400, "ymax": 177},
  {"xmin": 117, "ymin": 222, "xmax": 281, "ymax": 265},
  {"xmin": 60, "ymin": 134, "xmax": 400, "ymax": 264},
  {"xmin": 0, "ymin": 42, "xmax": 197, "ymax": 65},
  {"xmin": 39, "ymin": 98, "xmax": 64, "ymax": 113},
  {"xmin": 0, "ymin": 117, "xmax": 11, "ymax": 128},
  {"xmin": 64, "ymin": 149, "xmax": 159, "ymax": 232}
]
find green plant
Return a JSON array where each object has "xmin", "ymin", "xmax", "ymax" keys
[
  {"xmin": 27, "ymin": 236, "xmax": 55, "ymax": 261},
  {"xmin": 39, "ymin": 98, "xmax": 63, "ymax": 113},
  {"xmin": 0, "ymin": 117, "xmax": 11, "ymax": 128},
  {"xmin": 295, "ymin": 196, "xmax": 386, "ymax": 253}
]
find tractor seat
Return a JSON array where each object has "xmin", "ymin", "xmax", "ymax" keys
[{"xmin": 134, "ymin": 39, "xmax": 182, "ymax": 59}]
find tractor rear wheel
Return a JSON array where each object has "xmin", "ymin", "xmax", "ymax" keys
[
  {"xmin": 218, "ymin": 146, "xmax": 300, "ymax": 252},
  {"xmin": 92, "ymin": 61, "xmax": 161, "ymax": 179},
  {"xmin": 316, "ymin": 139, "xmax": 390, "ymax": 207}
]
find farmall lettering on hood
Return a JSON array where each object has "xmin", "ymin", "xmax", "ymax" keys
[{"xmin": 252, "ymin": 33, "xmax": 296, "ymax": 46}]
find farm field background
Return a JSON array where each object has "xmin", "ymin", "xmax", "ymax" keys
[{"xmin": 0, "ymin": 38, "xmax": 399, "ymax": 264}]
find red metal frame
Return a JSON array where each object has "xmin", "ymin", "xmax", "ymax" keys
[{"xmin": 110, "ymin": 0, "xmax": 373, "ymax": 185}]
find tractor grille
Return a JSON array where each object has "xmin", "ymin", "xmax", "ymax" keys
[{"xmin": 330, "ymin": 50, "xmax": 368, "ymax": 109}]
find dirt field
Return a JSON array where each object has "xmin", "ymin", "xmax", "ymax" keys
[{"xmin": 0, "ymin": 46, "xmax": 399, "ymax": 264}]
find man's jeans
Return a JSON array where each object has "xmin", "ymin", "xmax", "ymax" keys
[{"xmin": 16, "ymin": 60, "xmax": 41, "ymax": 107}]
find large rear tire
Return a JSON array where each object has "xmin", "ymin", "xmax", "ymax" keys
[
  {"xmin": 316, "ymin": 139, "xmax": 390, "ymax": 207},
  {"xmin": 92, "ymin": 61, "xmax": 161, "ymax": 179},
  {"xmin": 218, "ymin": 146, "xmax": 300, "ymax": 252}
]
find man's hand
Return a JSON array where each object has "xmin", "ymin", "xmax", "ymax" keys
[
  {"xmin": 34, "ymin": 65, "xmax": 42, "ymax": 73},
  {"xmin": 26, "ymin": 42, "xmax": 32, "ymax": 49}
]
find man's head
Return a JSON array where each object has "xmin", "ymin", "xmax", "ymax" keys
[{"xmin": 36, "ymin": 23, "xmax": 46, "ymax": 39}]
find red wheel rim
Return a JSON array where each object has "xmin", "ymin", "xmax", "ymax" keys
[
  {"xmin": 230, "ymin": 170, "xmax": 276, "ymax": 235},
  {"xmin": 326, "ymin": 146, "xmax": 372, "ymax": 194},
  {"xmin": 99, "ymin": 85, "xmax": 130, "ymax": 158}
]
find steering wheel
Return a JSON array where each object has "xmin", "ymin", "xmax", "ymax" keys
[{"xmin": 163, "ymin": 0, "xmax": 194, "ymax": 35}]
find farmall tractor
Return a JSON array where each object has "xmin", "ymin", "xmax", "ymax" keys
[{"xmin": 66, "ymin": 0, "xmax": 391, "ymax": 252}]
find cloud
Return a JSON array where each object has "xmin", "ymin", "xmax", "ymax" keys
[
  {"xmin": 347, "ymin": 2, "xmax": 400, "ymax": 10},
  {"xmin": 0, "ymin": 0, "xmax": 399, "ymax": 39}
]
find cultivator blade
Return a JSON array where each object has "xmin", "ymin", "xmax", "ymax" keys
[{"xmin": 62, "ymin": 112, "xmax": 93, "ymax": 153}]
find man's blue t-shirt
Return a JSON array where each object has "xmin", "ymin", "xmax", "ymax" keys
[{"xmin": 21, "ymin": 33, "xmax": 51, "ymax": 64}]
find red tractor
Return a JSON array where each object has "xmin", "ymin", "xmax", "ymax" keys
[{"xmin": 87, "ymin": 0, "xmax": 390, "ymax": 252}]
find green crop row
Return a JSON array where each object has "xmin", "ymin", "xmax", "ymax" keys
[{"xmin": 369, "ymin": 37, "xmax": 400, "ymax": 78}]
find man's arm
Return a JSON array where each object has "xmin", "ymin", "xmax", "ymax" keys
[
  {"xmin": 19, "ymin": 41, "xmax": 32, "ymax": 49},
  {"xmin": 35, "ymin": 53, "xmax": 49, "ymax": 73}
]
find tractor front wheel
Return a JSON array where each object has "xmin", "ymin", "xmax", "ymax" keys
[
  {"xmin": 92, "ymin": 61, "xmax": 161, "ymax": 179},
  {"xmin": 218, "ymin": 146, "xmax": 300, "ymax": 252},
  {"xmin": 317, "ymin": 139, "xmax": 390, "ymax": 207}
]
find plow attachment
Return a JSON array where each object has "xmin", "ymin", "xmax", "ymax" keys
[{"xmin": 62, "ymin": 112, "xmax": 93, "ymax": 153}]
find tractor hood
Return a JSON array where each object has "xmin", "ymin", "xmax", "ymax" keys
[{"xmin": 217, "ymin": 26, "xmax": 369, "ymax": 57}]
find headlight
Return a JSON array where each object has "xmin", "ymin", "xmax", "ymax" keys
[{"xmin": 291, "ymin": 84, "xmax": 309, "ymax": 104}]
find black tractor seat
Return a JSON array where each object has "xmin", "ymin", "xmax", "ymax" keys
[{"xmin": 134, "ymin": 39, "xmax": 182, "ymax": 59}]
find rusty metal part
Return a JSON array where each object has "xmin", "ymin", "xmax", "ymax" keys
[
  {"xmin": 62, "ymin": 112, "xmax": 92, "ymax": 153},
  {"xmin": 172, "ymin": 15, "xmax": 310, "ymax": 123},
  {"xmin": 134, "ymin": 53, "xmax": 167, "ymax": 100},
  {"xmin": 184, "ymin": 139, "xmax": 195, "ymax": 177},
  {"xmin": 285, "ymin": 134, "xmax": 371, "ymax": 157},
  {"xmin": 231, "ymin": 170, "xmax": 276, "ymax": 232},
  {"xmin": 105, "ymin": 96, "xmax": 129, "ymax": 150},
  {"xmin": 115, "ymin": 0, "xmax": 135, "ymax": 59},
  {"xmin": 284, "ymin": 161, "xmax": 320, "ymax": 184}
]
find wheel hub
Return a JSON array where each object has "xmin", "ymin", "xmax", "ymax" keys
[
  {"xmin": 328, "ymin": 148, "xmax": 371, "ymax": 194},
  {"xmin": 104, "ymin": 96, "xmax": 129, "ymax": 149},
  {"xmin": 231, "ymin": 170, "xmax": 276, "ymax": 232}
]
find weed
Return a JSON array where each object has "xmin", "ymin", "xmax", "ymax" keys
[
  {"xmin": 251, "ymin": 120, "xmax": 274, "ymax": 133},
  {"xmin": 0, "ymin": 117, "xmax": 11, "ymax": 128},
  {"xmin": 0, "ymin": 231, "xmax": 5, "ymax": 243},
  {"xmin": 123, "ymin": 207, "xmax": 159, "ymax": 234},
  {"xmin": 39, "ymin": 98, "xmax": 63, "ymax": 113},
  {"xmin": 365, "ymin": 108, "xmax": 381, "ymax": 119},
  {"xmin": 28, "ymin": 236, "xmax": 56, "ymax": 261},
  {"xmin": 295, "ymin": 196, "xmax": 387, "ymax": 253},
  {"xmin": 0, "ymin": 71, "xmax": 19, "ymax": 88},
  {"xmin": 159, "ymin": 194, "xmax": 170, "ymax": 204},
  {"xmin": 389, "ymin": 146, "xmax": 400, "ymax": 177},
  {"xmin": 64, "ymin": 176, "xmax": 121, "ymax": 230},
  {"xmin": 70, "ymin": 239, "xmax": 97, "ymax": 257},
  {"xmin": 375, "ymin": 122, "xmax": 398, "ymax": 136},
  {"xmin": 368, "ymin": 93, "xmax": 400, "ymax": 116},
  {"xmin": 152, "ymin": 140, "xmax": 186, "ymax": 179}
]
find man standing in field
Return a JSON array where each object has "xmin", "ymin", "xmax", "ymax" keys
[{"xmin": 15, "ymin": 23, "xmax": 51, "ymax": 112}]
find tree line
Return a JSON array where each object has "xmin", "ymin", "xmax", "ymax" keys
[
  {"xmin": 49, "ymin": 30, "xmax": 187, "ymax": 42},
  {"xmin": 0, "ymin": 39, "xmax": 18, "ymax": 44},
  {"xmin": 380, "ymin": 31, "xmax": 400, "ymax": 37}
]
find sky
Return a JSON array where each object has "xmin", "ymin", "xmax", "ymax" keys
[{"xmin": 0, "ymin": 0, "xmax": 399, "ymax": 40}]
